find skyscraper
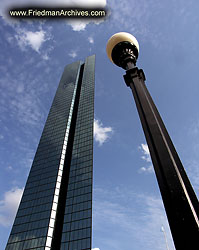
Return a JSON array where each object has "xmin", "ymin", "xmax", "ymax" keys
[{"xmin": 6, "ymin": 55, "xmax": 95, "ymax": 250}]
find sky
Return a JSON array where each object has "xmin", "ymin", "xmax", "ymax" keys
[{"xmin": 1, "ymin": 0, "xmax": 199, "ymax": 249}]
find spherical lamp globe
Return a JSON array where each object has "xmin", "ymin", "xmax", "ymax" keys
[{"xmin": 106, "ymin": 32, "xmax": 139, "ymax": 69}]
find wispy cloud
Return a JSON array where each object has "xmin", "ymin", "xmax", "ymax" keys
[
  {"xmin": 93, "ymin": 186, "xmax": 175, "ymax": 250},
  {"xmin": 15, "ymin": 29, "xmax": 48, "ymax": 53},
  {"xmin": 140, "ymin": 143, "xmax": 151, "ymax": 162},
  {"xmin": 6, "ymin": 166, "xmax": 13, "ymax": 171},
  {"xmin": 138, "ymin": 165, "xmax": 153, "ymax": 174},
  {"xmin": 68, "ymin": 50, "xmax": 77, "ymax": 58},
  {"xmin": 2, "ymin": 21, "xmax": 54, "ymax": 60},
  {"xmin": 184, "ymin": 118, "xmax": 199, "ymax": 192},
  {"xmin": 94, "ymin": 119, "xmax": 113, "ymax": 146},
  {"xmin": 106, "ymin": 0, "xmax": 199, "ymax": 53},
  {"xmin": 88, "ymin": 36, "xmax": 94, "ymax": 44},
  {"xmin": 0, "ymin": 187, "xmax": 24, "ymax": 227},
  {"xmin": 138, "ymin": 143, "xmax": 154, "ymax": 174},
  {"xmin": 66, "ymin": 0, "xmax": 106, "ymax": 31},
  {"xmin": 189, "ymin": 119, "xmax": 199, "ymax": 136},
  {"xmin": 0, "ymin": 61, "xmax": 49, "ymax": 128},
  {"xmin": 67, "ymin": 20, "xmax": 89, "ymax": 32},
  {"xmin": 186, "ymin": 159, "xmax": 199, "ymax": 191},
  {"xmin": 67, "ymin": 16, "xmax": 106, "ymax": 32},
  {"xmin": 0, "ymin": 59, "xmax": 51, "ymax": 174},
  {"xmin": 71, "ymin": 0, "xmax": 106, "ymax": 7}
]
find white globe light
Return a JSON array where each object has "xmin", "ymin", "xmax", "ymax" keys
[{"xmin": 106, "ymin": 32, "xmax": 139, "ymax": 64}]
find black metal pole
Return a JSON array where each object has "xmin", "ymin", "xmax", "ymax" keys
[{"xmin": 124, "ymin": 66, "xmax": 199, "ymax": 249}]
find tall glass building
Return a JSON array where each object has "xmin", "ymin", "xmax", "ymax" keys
[{"xmin": 6, "ymin": 55, "xmax": 95, "ymax": 250}]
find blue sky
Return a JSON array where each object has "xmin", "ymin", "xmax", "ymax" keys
[{"xmin": 1, "ymin": 0, "xmax": 199, "ymax": 249}]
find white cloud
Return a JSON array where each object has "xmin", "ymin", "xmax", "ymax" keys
[
  {"xmin": 67, "ymin": 20, "xmax": 89, "ymax": 31},
  {"xmin": 68, "ymin": 50, "xmax": 77, "ymax": 58},
  {"xmin": 65, "ymin": 0, "xmax": 107, "ymax": 31},
  {"xmin": 15, "ymin": 29, "xmax": 47, "ymax": 53},
  {"xmin": 139, "ymin": 165, "xmax": 154, "ymax": 174},
  {"xmin": 88, "ymin": 36, "xmax": 94, "ymax": 44},
  {"xmin": 138, "ymin": 143, "xmax": 154, "ymax": 174},
  {"xmin": 67, "ymin": 15, "xmax": 106, "ymax": 31},
  {"xmin": 94, "ymin": 119, "xmax": 113, "ymax": 146},
  {"xmin": 4, "ymin": 25, "xmax": 53, "ymax": 59},
  {"xmin": 92, "ymin": 248, "xmax": 100, "ymax": 250},
  {"xmin": 0, "ymin": 187, "xmax": 24, "ymax": 227},
  {"xmin": 6, "ymin": 166, "xmax": 13, "ymax": 171},
  {"xmin": 140, "ymin": 143, "xmax": 151, "ymax": 162}
]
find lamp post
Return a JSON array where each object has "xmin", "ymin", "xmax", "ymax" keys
[{"xmin": 106, "ymin": 32, "xmax": 199, "ymax": 249}]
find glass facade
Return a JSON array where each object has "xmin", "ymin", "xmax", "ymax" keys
[{"xmin": 6, "ymin": 55, "xmax": 95, "ymax": 250}]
